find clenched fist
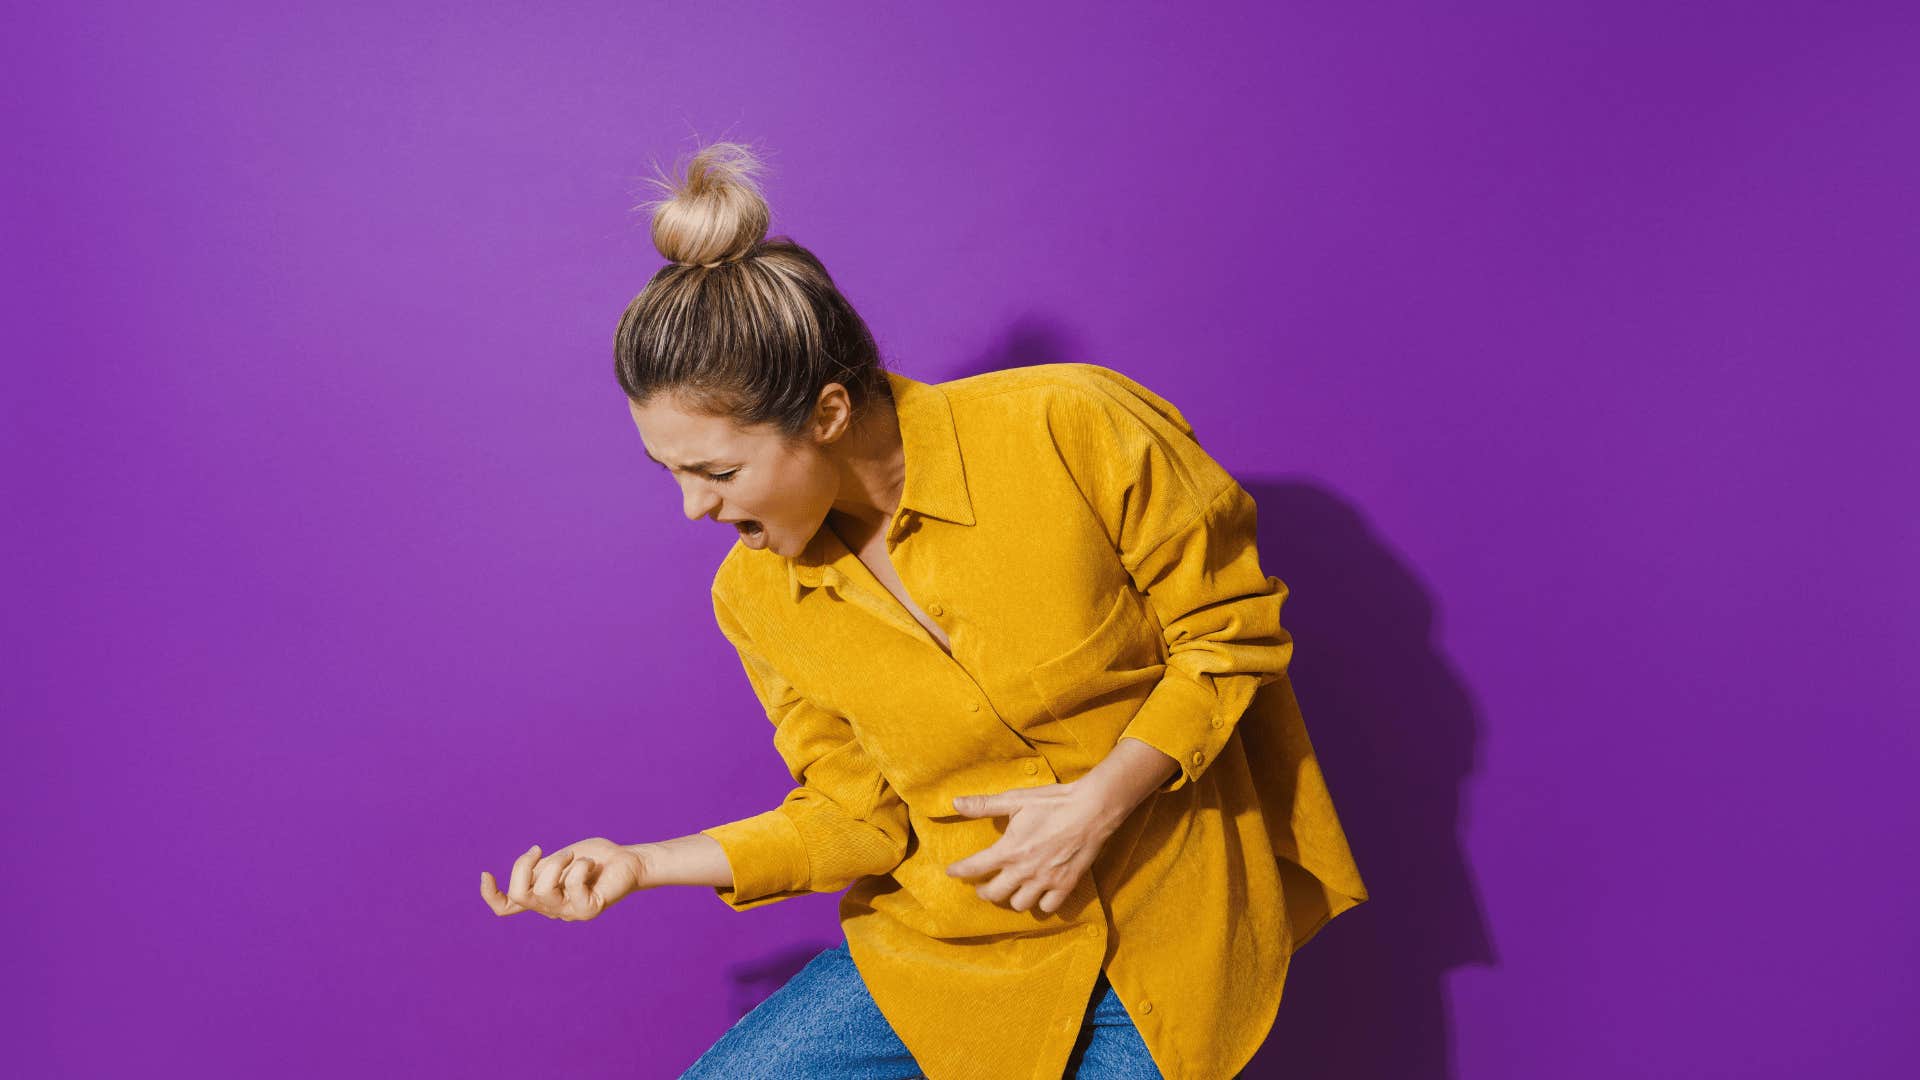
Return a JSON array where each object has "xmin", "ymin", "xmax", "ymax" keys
[{"xmin": 480, "ymin": 838, "xmax": 647, "ymax": 921}]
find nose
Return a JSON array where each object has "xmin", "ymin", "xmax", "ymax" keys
[{"xmin": 682, "ymin": 481, "xmax": 722, "ymax": 523}]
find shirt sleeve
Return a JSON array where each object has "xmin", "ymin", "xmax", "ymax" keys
[
  {"xmin": 1047, "ymin": 367, "xmax": 1295, "ymax": 794},
  {"xmin": 698, "ymin": 588, "xmax": 913, "ymax": 910}
]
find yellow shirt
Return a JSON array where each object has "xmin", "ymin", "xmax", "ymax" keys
[{"xmin": 700, "ymin": 362, "xmax": 1369, "ymax": 1080}]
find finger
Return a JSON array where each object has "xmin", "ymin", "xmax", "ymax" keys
[
  {"xmin": 952, "ymin": 792, "xmax": 1011, "ymax": 817},
  {"xmin": 533, "ymin": 850, "xmax": 575, "ymax": 909},
  {"xmin": 947, "ymin": 844, "xmax": 1006, "ymax": 880},
  {"xmin": 1008, "ymin": 878, "xmax": 1048, "ymax": 913},
  {"xmin": 509, "ymin": 845, "xmax": 541, "ymax": 908},
  {"xmin": 1038, "ymin": 888, "xmax": 1069, "ymax": 915},
  {"xmin": 976, "ymin": 867, "xmax": 1021, "ymax": 906},
  {"xmin": 565, "ymin": 858, "xmax": 595, "ymax": 920},
  {"xmin": 480, "ymin": 871, "xmax": 519, "ymax": 915}
]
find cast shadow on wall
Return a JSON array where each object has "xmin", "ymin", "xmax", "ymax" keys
[
  {"xmin": 1233, "ymin": 473, "xmax": 1490, "ymax": 1080},
  {"xmin": 720, "ymin": 941, "xmax": 841, "ymax": 1026},
  {"xmin": 709, "ymin": 345, "xmax": 1493, "ymax": 1080}
]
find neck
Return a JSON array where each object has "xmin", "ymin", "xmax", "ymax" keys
[{"xmin": 826, "ymin": 392, "xmax": 906, "ymax": 536}]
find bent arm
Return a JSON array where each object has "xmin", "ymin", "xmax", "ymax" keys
[
  {"xmin": 1047, "ymin": 369, "xmax": 1293, "ymax": 795},
  {"xmin": 694, "ymin": 589, "xmax": 914, "ymax": 911}
]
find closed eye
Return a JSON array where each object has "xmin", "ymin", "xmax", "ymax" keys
[{"xmin": 654, "ymin": 461, "xmax": 739, "ymax": 483}]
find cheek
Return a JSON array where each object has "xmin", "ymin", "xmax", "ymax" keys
[{"xmin": 761, "ymin": 458, "xmax": 834, "ymax": 519}]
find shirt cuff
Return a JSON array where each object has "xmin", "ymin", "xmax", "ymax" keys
[
  {"xmin": 699, "ymin": 806, "xmax": 812, "ymax": 911},
  {"xmin": 1118, "ymin": 669, "xmax": 1236, "ymax": 794}
]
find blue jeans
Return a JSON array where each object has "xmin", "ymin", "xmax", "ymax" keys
[{"xmin": 680, "ymin": 938, "xmax": 1163, "ymax": 1079}]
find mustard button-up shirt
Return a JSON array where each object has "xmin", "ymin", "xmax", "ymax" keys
[{"xmin": 700, "ymin": 362, "xmax": 1369, "ymax": 1080}]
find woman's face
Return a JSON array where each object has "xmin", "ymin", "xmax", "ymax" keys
[{"xmin": 627, "ymin": 387, "xmax": 846, "ymax": 558}]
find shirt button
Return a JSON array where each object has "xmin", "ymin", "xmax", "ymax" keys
[
  {"xmin": 967, "ymin": 701, "xmax": 980, "ymax": 712},
  {"xmin": 1023, "ymin": 760, "xmax": 1039, "ymax": 775},
  {"xmin": 1140, "ymin": 1001, "xmax": 1153, "ymax": 1014},
  {"xmin": 1190, "ymin": 750, "xmax": 1205, "ymax": 765},
  {"xmin": 928, "ymin": 603, "xmax": 944, "ymax": 616},
  {"xmin": 1084, "ymin": 924, "xmax": 1100, "ymax": 938},
  {"xmin": 1209, "ymin": 717, "xmax": 1223, "ymax": 729}
]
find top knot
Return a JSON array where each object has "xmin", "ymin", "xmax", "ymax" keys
[{"xmin": 635, "ymin": 141, "xmax": 772, "ymax": 269}]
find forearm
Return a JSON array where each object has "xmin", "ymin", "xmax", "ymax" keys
[
  {"xmin": 1076, "ymin": 736, "xmax": 1180, "ymax": 826},
  {"xmin": 628, "ymin": 744, "xmax": 1173, "ymax": 891},
  {"xmin": 621, "ymin": 832, "xmax": 734, "ymax": 889}
]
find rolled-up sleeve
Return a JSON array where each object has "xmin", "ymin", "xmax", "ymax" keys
[
  {"xmin": 699, "ymin": 589, "xmax": 913, "ymax": 910},
  {"xmin": 1049, "ymin": 368, "xmax": 1294, "ymax": 793}
]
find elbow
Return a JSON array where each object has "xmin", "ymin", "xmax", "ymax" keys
[
  {"xmin": 784, "ymin": 797, "xmax": 913, "ymax": 892},
  {"xmin": 806, "ymin": 819, "xmax": 912, "ymax": 892}
]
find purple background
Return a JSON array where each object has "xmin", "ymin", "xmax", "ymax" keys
[{"xmin": 6, "ymin": 2, "xmax": 1915, "ymax": 1077}]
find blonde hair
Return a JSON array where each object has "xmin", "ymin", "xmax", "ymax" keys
[{"xmin": 613, "ymin": 141, "xmax": 891, "ymax": 437}]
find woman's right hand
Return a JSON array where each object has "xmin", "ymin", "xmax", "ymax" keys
[{"xmin": 480, "ymin": 838, "xmax": 650, "ymax": 921}]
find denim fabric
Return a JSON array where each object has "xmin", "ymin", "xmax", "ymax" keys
[{"xmin": 679, "ymin": 939, "xmax": 1163, "ymax": 1079}]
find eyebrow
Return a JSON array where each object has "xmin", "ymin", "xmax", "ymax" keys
[{"xmin": 642, "ymin": 447, "xmax": 733, "ymax": 473}]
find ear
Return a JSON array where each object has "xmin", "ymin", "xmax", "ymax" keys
[{"xmin": 810, "ymin": 381, "xmax": 856, "ymax": 443}]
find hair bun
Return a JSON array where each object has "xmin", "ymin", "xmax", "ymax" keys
[{"xmin": 636, "ymin": 141, "xmax": 772, "ymax": 269}]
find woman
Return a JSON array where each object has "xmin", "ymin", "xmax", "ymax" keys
[{"xmin": 480, "ymin": 142, "xmax": 1369, "ymax": 1080}]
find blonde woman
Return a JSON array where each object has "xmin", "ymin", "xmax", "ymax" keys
[{"xmin": 480, "ymin": 142, "xmax": 1369, "ymax": 1080}]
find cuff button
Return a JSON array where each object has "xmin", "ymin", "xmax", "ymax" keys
[{"xmin": 1190, "ymin": 751, "xmax": 1205, "ymax": 765}]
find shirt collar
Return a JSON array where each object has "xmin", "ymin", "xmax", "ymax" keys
[{"xmin": 787, "ymin": 369, "xmax": 975, "ymax": 601}]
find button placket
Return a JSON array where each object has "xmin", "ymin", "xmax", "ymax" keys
[
  {"xmin": 827, "ymin": 527, "xmax": 1041, "ymax": 770},
  {"xmin": 832, "ymin": 529, "xmax": 977, "ymax": 685}
]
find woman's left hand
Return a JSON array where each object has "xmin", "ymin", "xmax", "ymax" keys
[{"xmin": 945, "ymin": 780, "xmax": 1125, "ymax": 915}]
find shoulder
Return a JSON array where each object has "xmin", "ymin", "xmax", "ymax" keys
[{"xmin": 939, "ymin": 362, "xmax": 1196, "ymax": 436}]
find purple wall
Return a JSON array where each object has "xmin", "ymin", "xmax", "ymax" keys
[{"xmin": 7, "ymin": 2, "xmax": 1915, "ymax": 1077}]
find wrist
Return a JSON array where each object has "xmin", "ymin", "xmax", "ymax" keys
[
  {"xmin": 1070, "ymin": 774, "xmax": 1132, "ymax": 834},
  {"xmin": 619, "ymin": 842, "xmax": 655, "ymax": 883},
  {"xmin": 1077, "ymin": 738, "xmax": 1178, "ymax": 824},
  {"xmin": 1071, "ymin": 777, "xmax": 1132, "ymax": 832}
]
